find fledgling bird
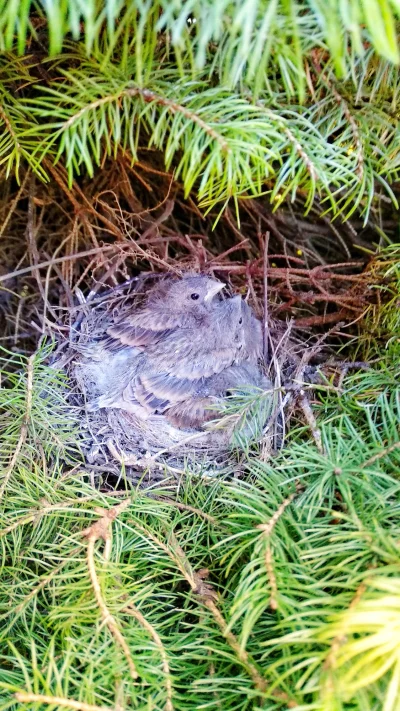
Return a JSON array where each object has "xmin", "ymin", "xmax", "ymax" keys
[
  {"xmin": 76, "ymin": 273, "xmax": 266, "ymax": 433},
  {"xmin": 241, "ymin": 299, "xmax": 263, "ymax": 363},
  {"xmin": 76, "ymin": 273, "xmax": 225, "ymax": 399},
  {"xmin": 94, "ymin": 294, "xmax": 247, "ymax": 422},
  {"xmin": 107, "ymin": 274, "xmax": 225, "ymax": 349}
]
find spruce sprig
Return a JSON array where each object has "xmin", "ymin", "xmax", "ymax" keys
[{"xmin": 0, "ymin": 324, "xmax": 400, "ymax": 710}]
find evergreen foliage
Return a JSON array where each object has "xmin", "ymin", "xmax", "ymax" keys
[
  {"xmin": 0, "ymin": 299, "xmax": 400, "ymax": 710},
  {"xmin": 0, "ymin": 1, "xmax": 399, "ymax": 215},
  {"xmin": 1, "ymin": 4, "xmax": 400, "ymax": 710}
]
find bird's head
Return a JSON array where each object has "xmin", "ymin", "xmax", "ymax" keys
[
  {"xmin": 150, "ymin": 274, "xmax": 225, "ymax": 313},
  {"xmin": 214, "ymin": 296, "xmax": 262, "ymax": 360},
  {"xmin": 213, "ymin": 295, "xmax": 246, "ymax": 348}
]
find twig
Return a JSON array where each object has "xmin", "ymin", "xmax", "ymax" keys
[
  {"xmin": 15, "ymin": 692, "xmax": 114, "ymax": 711},
  {"xmin": 2, "ymin": 547, "xmax": 81, "ymax": 636},
  {"xmin": 281, "ymin": 323, "xmax": 343, "ymax": 452},
  {"xmin": 202, "ymin": 594, "xmax": 269, "ymax": 693},
  {"xmin": 312, "ymin": 56, "xmax": 364, "ymax": 180},
  {"xmin": 361, "ymin": 441, "xmax": 400, "ymax": 469},
  {"xmin": 63, "ymin": 88, "xmax": 229, "ymax": 153},
  {"xmin": 130, "ymin": 522, "xmax": 271, "ymax": 697},
  {"xmin": 25, "ymin": 177, "xmax": 58, "ymax": 331},
  {"xmin": 0, "ymin": 494, "xmax": 129, "ymax": 538},
  {"xmin": 82, "ymin": 500, "xmax": 138, "ymax": 679},
  {"xmin": 298, "ymin": 394, "xmax": 324, "ymax": 454},
  {"xmin": 167, "ymin": 532, "xmax": 295, "ymax": 706},
  {"xmin": 264, "ymin": 544, "xmax": 278, "ymax": 610},
  {"xmin": 0, "ymin": 169, "xmax": 30, "ymax": 239},
  {"xmin": 325, "ymin": 360, "xmax": 373, "ymax": 392},
  {"xmin": 257, "ymin": 488, "xmax": 301, "ymax": 610},
  {"xmin": 168, "ymin": 533, "xmax": 269, "ymax": 694},
  {"xmin": 124, "ymin": 603, "xmax": 173, "ymax": 711},
  {"xmin": 294, "ymin": 311, "xmax": 348, "ymax": 328},
  {"xmin": 294, "ymin": 322, "xmax": 344, "ymax": 381},
  {"xmin": 0, "ymin": 353, "xmax": 34, "ymax": 500},
  {"xmin": 149, "ymin": 496, "xmax": 218, "ymax": 524},
  {"xmin": 0, "ymin": 244, "xmax": 131, "ymax": 283},
  {"xmin": 107, "ymin": 430, "xmax": 212, "ymax": 468}
]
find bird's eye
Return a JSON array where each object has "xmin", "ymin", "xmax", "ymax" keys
[
  {"xmin": 190, "ymin": 293, "xmax": 200, "ymax": 300},
  {"xmin": 238, "ymin": 317, "xmax": 243, "ymax": 324}
]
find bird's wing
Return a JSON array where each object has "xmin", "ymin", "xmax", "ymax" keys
[
  {"xmin": 241, "ymin": 302, "xmax": 263, "ymax": 361},
  {"xmin": 126, "ymin": 346, "xmax": 237, "ymax": 418},
  {"xmin": 165, "ymin": 397, "xmax": 219, "ymax": 429},
  {"xmin": 119, "ymin": 345, "xmax": 235, "ymax": 416},
  {"xmin": 107, "ymin": 322, "xmax": 173, "ymax": 348},
  {"xmin": 107, "ymin": 308, "xmax": 189, "ymax": 348},
  {"xmin": 122, "ymin": 326, "xmax": 238, "ymax": 416},
  {"xmin": 170, "ymin": 348, "xmax": 238, "ymax": 379},
  {"xmin": 133, "ymin": 372, "xmax": 199, "ymax": 412},
  {"xmin": 146, "ymin": 329, "xmax": 237, "ymax": 379}
]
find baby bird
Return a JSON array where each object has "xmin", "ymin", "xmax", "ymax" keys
[
  {"xmin": 94, "ymin": 294, "xmax": 246, "ymax": 420},
  {"xmin": 107, "ymin": 274, "xmax": 225, "ymax": 349},
  {"xmin": 78, "ymin": 273, "xmax": 265, "ymax": 432},
  {"xmin": 77, "ymin": 273, "xmax": 225, "ymax": 401}
]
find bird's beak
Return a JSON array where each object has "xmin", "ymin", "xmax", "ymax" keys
[{"xmin": 204, "ymin": 281, "xmax": 224, "ymax": 303}]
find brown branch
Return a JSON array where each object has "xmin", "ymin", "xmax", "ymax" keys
[
  {"xmin": 202, "ymin": 594, "xmax": 267, "ymax": 692},
  {"xmin": 209, "ymin": 238, "xmax": 250, "ymax": 264},
  {"xmin": 361, "ymin": 441, "xmax": 400, "ymax": 469},
  {"xmin": 0, "ymin": 494, "xmax": 131, "ymax": 538},
  {"xmin": 82, "ymin": 500, "xmax": 138, "ymax": 679},
  {"xmin": 166, "ymin": 532, "xmax": 295, "ymax": 706},
  {"xmin": 298, "ymin": 394, "xmax": 324, "ymax": 454},
  {"xmin": 257, "ymin": 489, "xmax": 301, "ymax": 611},
  {"xmin": 294, "ymin": 311, "xmax": 348, "ymax": 328},
  {"xmin": 0, "ymin": 103, "xmax": 22, "ymax": 154},
  {"xmin": 252, "ymin": 101, "xmax": 319, "ymax": 181},
  {"xmin": 0, "ymin": 169, "xmax": 30, "ymax": 238},
  {"xmin": 263, "ymin": 232, "xmax": 270, "ymax": 361},
  {"xmin": 282, "ymin": 124, "xmax": 319, "ymax": 182},
  {"xmin": 124, "ymin": 603, "xmax": 173, "ymax": 711},
  {"xmin": 131, "ymin": 522, "xmax": 196, "ymax": 587},
  {"xmin": 129, "ymin": 523, "xmax": 277, "ymax": 699},
  {"xmin": 169, "ymin": 534, "xmax": 268, "ymax": 694},
  {"xmin": 311, "ymin": 56, "xmax": 364, "ymax": 180},
  {"xmin": 0, "ymin": 243, "xmax": 139, "ymax": 284},
  {"xmin": 323, "ymin": 580, "xmax": 367, "ymax": 671},
  {"xmin": 150, "ymin": 496, "xmax": 218, "ymax": 524}
]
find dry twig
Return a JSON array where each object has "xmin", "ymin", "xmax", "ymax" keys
[
  {"xmin": 257, "ymin": 488, "xmax": 301, "ymax": 610},
  {"xmin": 124, "ymin": 602, "xmax": 174, "ymax": 711},
  {"xmin": 82, "ymin": 500, "xmax": 138, "ymax": 680}
]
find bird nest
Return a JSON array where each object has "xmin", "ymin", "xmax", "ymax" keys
[{"xmin": 52, "ymin": 273, "xmax": 303, "ymax": 484}]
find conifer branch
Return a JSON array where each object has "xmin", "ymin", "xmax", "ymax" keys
[
  {"xmin": 82, "ymin": 501, "xmax": 138, "ymax": 680},
  {"xmin": 124, "ymin": 603, "xmax": 174, "ymax": 711}
]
